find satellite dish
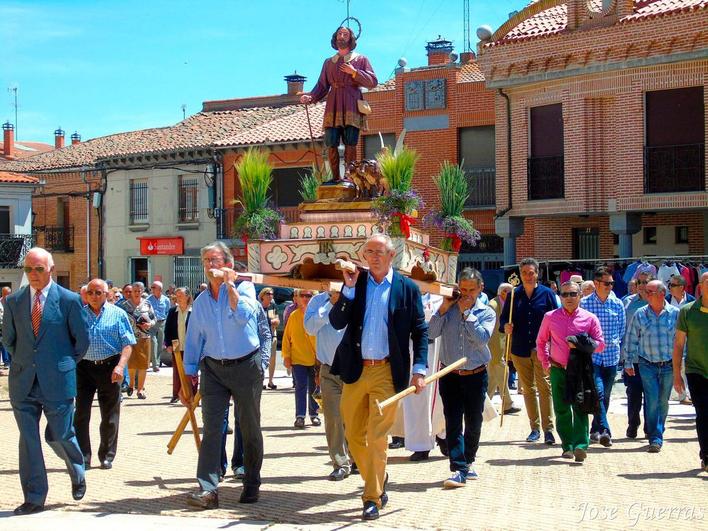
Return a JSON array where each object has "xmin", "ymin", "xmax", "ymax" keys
[
  {"xmin": 476, "ymin": 25, "xmax": 493, "ymax": 41},
  {"xmin": 397, "ymin": 57, "xmax": 408, "ymax": 67}
]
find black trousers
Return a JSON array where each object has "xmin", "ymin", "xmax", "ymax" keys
[
  {"xmin": 74, "ymin": 356, "xmax": 122, "ymax": 462},
  {"xmin": 687, "ymin": 372, "xmax": 707, "ymax": 462}
]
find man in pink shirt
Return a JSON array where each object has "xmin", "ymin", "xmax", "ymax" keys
[{"xmin": 537, "ymin": 281, "xmax": 605, "ymax": 463}]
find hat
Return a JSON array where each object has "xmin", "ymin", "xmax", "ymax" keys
[{"xmin": 569, "ymin": 274, "xmax": 583, "ymax": 284}]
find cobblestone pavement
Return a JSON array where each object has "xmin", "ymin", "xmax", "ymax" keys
[{"xmin": 0, "ymin": 366, "xmax": 705, "ymax": 530}]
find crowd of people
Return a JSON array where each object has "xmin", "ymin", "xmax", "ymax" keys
[{"xmin": 1, "ymin": 241, "xmax": 706, "ymax": 520}]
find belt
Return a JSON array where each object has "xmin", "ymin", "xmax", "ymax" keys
[
  {"xmin": 445, "ymin": 364, "xmax": 487, "ymax": 376},
  {"xmin": 362, "ymin": 358, "xmax": 389, "ymax": 366},
  {"xmin": 207, "ymin": 349, "xmax": 258, "ymax": 366},
  {"xmin": 639, "ymin": 357, "xmax": 672, "ymax": 367},
  {"xmin": 83, "ymin": 355, "xmax": 120, "ymax": 366},
  {"xmin": 550, "ymin": 360, "xmax": 565, "ymax": 370}
]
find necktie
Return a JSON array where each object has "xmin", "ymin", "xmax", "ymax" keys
[{"xmin": 32, "ymin": 291, "xmax": 42, "ymax": 336}]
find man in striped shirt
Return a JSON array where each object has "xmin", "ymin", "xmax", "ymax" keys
[
  {"xmin": 74, "ymin": 279, "xmax": 136, "ymax": 470},
  {"xmin": 624, "ymin": 280, "xmax": 679, "ymax": 453},
  {"xmin": 580, "ymin": 267, "xmax": 626, "ymax": 447}
]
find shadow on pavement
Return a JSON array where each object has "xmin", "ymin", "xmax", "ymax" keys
[{"xmin": 618, "ymin": 470, "xmax": 708, "ymax": 481}]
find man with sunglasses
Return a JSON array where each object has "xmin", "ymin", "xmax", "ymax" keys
[
  {"xmin": 74, "ymin": 279, "xmax": 135, "ymax": 470},
  {"xmin": 581, "ymin": 267, "xmax": 626, "ymax": 447},
  {"xmin": 2, "ymin": 247, "xmax": 89, "ymax": 515},
  {"xmin": 625, "ymin": 280, "xmax": 679, "ymax": 453},
  {"xmin": 666, "ymin": 275, "xmax": 694, "ymax": 405},
  {"xmin": 537, "ymin": 281, "xmax": 604, "ymax": 462}
]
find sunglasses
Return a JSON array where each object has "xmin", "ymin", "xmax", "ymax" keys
[
  {"xmin": 23, "ymin": 266, "xmax": 46, "ymax": 273},
  {"xmin": 86, "ymin": 290, "xmax": 105, "ymax": 296},
  {"xmin": 560, "ymin": 292, "xmax": 579, "ymax": 298},
  {"xmin": 637, "ymin": 280, "xmax": 649, "ymax": 285},
  {"xmin": 599, "ymin": 281, "xmax": 615, "ymax": 286}
]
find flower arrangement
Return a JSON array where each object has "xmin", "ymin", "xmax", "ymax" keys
[
  {"xmin": 232, "ymin": 149, "xmax": 282, "ymax": 242},
  {"xmin": 372, "ymin": 141, "xmax": 422, "ymax": 238},
  {"xmin": 424, "ymin": 161, "xmax": 481, "ymax": 252}
]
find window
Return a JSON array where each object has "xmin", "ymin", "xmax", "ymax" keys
[
  {"xmin": 528, "ymin": 103, "xmax": 564, "ymax": 200},
  {"xmin": 644, "ymin": 87, "xmax": 704, "ymax": 193},
  {"xmin": 270, "ymin": 167, "xmax": 310, "ymax": 208},
  {"xmin": 573, "ymin": 228, "xmax": 599, "ymax": 260},
  {"xmin": 363, "ymin": 133, "xmax": 395, "ymax": 160},
  {"xmin": 675, "ymin": 226, "xmax": 689, "ymax": 244},
  {"xmin": 459, "ymin": 126, "xmax": 496, "ymax": 207},
  {"xmin": 178, "ymin": 176, "xmax": 199, "ymax": 223},
  {"xmin": 0, "ymin": 206, "xmax": 9, "ymax": 234},
  {"xmin": 643, "ymin": 227, "xmax": 657, "ymax": 245},
  {"xmin": 129, "ymin": 179, "xmax": 149, "ymax": 224},
  {"xmin": 174, "ymin": 256, "xmax": 205, "ymax": 293}
]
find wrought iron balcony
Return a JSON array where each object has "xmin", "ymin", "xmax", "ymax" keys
[
  {"xmin": 527, "ymin": 156, "xmax": 564, "ymax": 200},
  {"xmin": 464, "ymin": 168, "xmax": 496, "ymax": 208},
  {"xmin": 44, "ymin": 226, "xmax": 74, "ymax": 252},
  {"xmin": 0, "ymin": 233, "xmax": 33, "ymax": 269},
  {"xmin": 644, "ymin": 143, "xmax": 705, "ymax": 194}
]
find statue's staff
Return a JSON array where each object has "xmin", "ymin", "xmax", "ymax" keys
[
  {"xmin": 500, "ymin": 272, "xmax": 521, "ymax": 427},
  {"xmin": 303, "ymin": 101, "xmax": 321, "ymax": 175}
]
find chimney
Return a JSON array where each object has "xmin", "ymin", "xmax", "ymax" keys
[
  {"xmin": 2, "ymin": 122, "xmax": 15, "ymax": 159},
  {"xmin": 71, "ymin": 132, "xmax": 81, "ymax": 145},
  {"xmin": 54, "ymin": 127, "xmax": 65, "ymax": 149},
  {"xmin": 459, "ymin": 51, "xmax": 476, "ymax": 64},
  {"xmin": 284, "ymin": 72, "xmax": 307, "ymax": 96},
  {"xmin": 426, "ymin": 36, "xmax": 454, "ymax": 66},
  {"xmin": 566, "ymin": 0, "xmax": 581, "ymax": 31}
]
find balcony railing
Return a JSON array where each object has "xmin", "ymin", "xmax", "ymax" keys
[
  {"xmin": 464, "ymin": 168, "xmax": 496, "ymax": 208},
  {"xmin": 527, "ymin": 155, "xmax": 564, "ymax": 200},
  {"xmin": 644, "ymin": 143, "xmax": 705, "ymax": 194},
  {"xmin": 0, "ymin": 233, "xmax": 33, "ymax": 269},
  {"xmin": 218, "ymin": 206, "xmax": 300, "ymax": 240},
  {"xmin": 44, "ymin": 226, "xmax": 74, "ymax": 252}
]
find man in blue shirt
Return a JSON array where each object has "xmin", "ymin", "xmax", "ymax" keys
[
  {"xmin": 304, "ymin": 289, "xmax": 350, "ymax": 481},
  {"xmin": 182, "ymin": 241, "xmax": 262, "ymax": 509},
  {"xmin": 499, "ymin": 257, "xmax": 558, "ymax": 444},
  {"xmin": 147, "ymin": 280, "xmax": 171, "ymax": 371},
  {"xmin": 75, "ymin": 278, "xmax": 136, "ymax": 470},
  {"xmin": 429, "ymin": 268, "xmax": 496, "ymax": 488}
]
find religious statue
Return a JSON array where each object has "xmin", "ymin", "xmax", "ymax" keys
[{"xmin": 300, "ymin": 26, "xmax": 378, "ymax": 183}]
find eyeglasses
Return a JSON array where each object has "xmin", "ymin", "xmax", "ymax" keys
[
  {"xmin": 203, "ymin": 257, "xmax": 225, "ymax": 265},
  {"xmin": 645, "ymin": 290, "xmax": 660, "ymax": 295},
  {"xmin": 599, "ymin": 281, "xmax": 615, "ymax": 287},
  {"xmin": 560, "ymin": 292, "xmax": 579, "ymax": 298},
  {"xmin": 23, "ymin": 266, "xmax": 46, "ymax": 273},
  {"xmin": 363, "ymin": 249, "xmax": 387, "ymax": 257},
  {"xmin": 86, "ymin": 290, "xmax": 105, "ymax": 296}
]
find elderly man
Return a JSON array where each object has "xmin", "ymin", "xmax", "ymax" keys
[
  {"xmin": 147, "ymin": 280, "xmax": 171, "ymax": 371},
  {"xmin": 182, "ymin": 241, "xmax": 262, "ymax": 509},
  {"xmin": 299, "ymin": 26, "xmax": 378, "ymax": 182},
  {"xmin": 74, "ymin": 279, "xmax": 136, "ymax": 470},
  {"xmin": 625, "ymin": 280, "xmax": 679, "ymax": 453},
  {"xmin": 580, "ymin": 266, "xmax": 626, "ymax": 447},
  {"xmin": 537, "ymin": 281, "xmax": 605, "ymax": 462},
  {"xmin": 330, "ymin": 233, "xmax": 427, "ymax": 520},
  {"xmin": 2, "ymin": 248, "xmax": 89, "ymax": 515},
  {"xmin": 487, "ymin": 283, "xmax": 519, "ymax": 414},
  {"xmin": 673, "ymin": 272, "xmax": 708, "ymax": 471},
  {"xmin": 581, "ymin": 281, "xmax": 595, "ymax": 298},
  {"xmin": 429, "ymin": 268, "xmax": 496, "ymax": 487},
  {"xmin": 499, "ymin": 257, "xmax": 559, "ymax": 444},
  {"xmin": 304, "ymin": 289, "xmax": 350, "ymax": 480},
  {"xmin": 666, "ymin": 274, "xmax": 694, "ymax": 404}
]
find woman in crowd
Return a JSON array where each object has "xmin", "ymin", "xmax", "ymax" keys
[{"xmin": 164, "ymin": 287, "xmax": 196, "ymax": 404}]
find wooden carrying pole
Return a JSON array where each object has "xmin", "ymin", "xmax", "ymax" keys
[
  {"xmin": 375, "ymin": 357, "xmax": 467, "ymax": 415},
  {"xmin": 167, "ymin": 339, "xmax": 202, "ymax": 454},
  {"xmin": 500, "ymin": 273, "xmax": 520, "ymax": 427}
]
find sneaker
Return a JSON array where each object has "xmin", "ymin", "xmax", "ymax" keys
[
  {"xmin": 589, "ymin": 432, "xmax": 600, "ymax": 444},
  {"xmin": 544, "ymin": 431, "xmax": 556, "ymax": 445},
  {"xmin": 561, "ymin": 450, "xmax": 574, "ymax": 459},
  {"xmin": 443, "ymin": 471, "xmax": 466, "ymax": 489},
  {"xmin": 599, "ymin": 432, "xmax": 612, "ymax": 448},
  {"xmin": 574, "ymin": 448, "xmax": 587, "ymax": 462},
  {"xmin": 233, "ymin": 466, "xmax": 245, "ymax": 479},
  {"xmin": 648, "ymin": 443, "xmax": 661, "ymax": 453},
  {"xmin": 465, "ymin": 466, "xmax": 479, "ymax": 480},
  {"xmin": 294, "ymin": 417, "xmax": 305, "ymax": 429},
  {"xmin": 526, "ymin": 430, "xmax": 541, "ymax": 442}
]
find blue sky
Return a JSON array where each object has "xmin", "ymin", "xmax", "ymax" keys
[{"xmin": 1, "ymin": 1, "xmax": 528, "ymax": 144}]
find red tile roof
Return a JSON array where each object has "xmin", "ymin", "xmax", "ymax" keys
[
  {"xmin": 0, "ymin": 140, "xmax": 54, "ymax": 161},
  {"xmin": 459, "ymin": 61, "xmax": 486, "ymax": 82},
  {"xmin": 488, "ymin": 0, "xmax": 707, "ymax": 46},
  {"xmin": 0, "ymin": 171, "xmax": 39, "ymax": 184}
]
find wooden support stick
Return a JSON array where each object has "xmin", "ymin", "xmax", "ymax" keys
[
  {"xmin": 167, "ymin": 339, "xmax": 202, "ymax": 454},
  {"xmin": 375, "ymin": 357, "xmax": 467, "ymax": 415},
  {"xmin": 500, "ymin": 272, "xmax": 520, "ymax": 427}
]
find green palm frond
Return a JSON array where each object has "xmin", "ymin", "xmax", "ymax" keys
[
  {"xmin": 376, "ymin": 146, "xmax": 419, "ymax": 192},
  {"xmin": 235, "ymin": 149, "xmax": 272, "ymax": 213}
]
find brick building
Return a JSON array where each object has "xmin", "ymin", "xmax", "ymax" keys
[{"xmin": 477, "ymin": 0, "xmax": 708, "ymax": 265}]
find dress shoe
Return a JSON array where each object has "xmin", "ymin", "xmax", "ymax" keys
[
  {"xmin": 187, "ymin": 490, "xmax": 219, "ymax": 509},
  {"xmin": 526, "ymin": 430, "xmax": 541, "ymax": 442},
  {"xmin": 169, "ymin": 397, "xmax": 179, "ymax": 404},
  {"xmin": 100, "ymin": 459, "xmax": 113, "ymax": 470},
  {"xmin": 574, "ymin": 447, "xmax": 587, "ymax": 463},
  {"xmin": 362, "ymin": 501, "xmax": 379, "ymax": 520},
  {"xmin": 503, "ymin": 406, "xmax": 521, "ymax": 414},
  {"xmin": 267, "ymin": 382, "xmax": 277, "ymax": 389},
  {"xmin": 328, "ymin": 468, "xmax": 349, "ymax": 481},
  {"xmin": 388, "ymin": 436, "xmax": 405, "ymax": 449},
  {"xmin": 239, "ymin": 486, "xmax": 259, "ymax": 503},
  {"xmin": 72, "ymin": 479, "xmax": 86, "ymax": 500},
  {"xmin": 409, "ymin": 450, "xmax": 430, "ymax": 462},
  {"xmin": 294, "ymin": 417, "xmax": 305, "ymax": 429},
  {"xmin": 544, "ymin": 431, "xmax": 556, "ymax": 445},
  {"xmin": 126, "ymin": 387, "xmax": 134, "ymax": 397},
  {"xmin": 13, "ymin": 502, "xmax": 44, "ymax": 515},
  {"xmin": 626, "ymin": 425, "xmax": 638, "ymax": 439}
]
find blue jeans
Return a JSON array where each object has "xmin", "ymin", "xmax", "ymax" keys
[
  {"xmin": 623, "ymin": 363, "xmax": 647, "ymax": 434},
  {"xmin": 591, "ymin": 364, "xmax": 617, "ymax": 435},
  {"xmin": 638, "ymin": 360, "xmax": 673, "ymax": 446},
  {"xmin": 292, "ymin": 364, "xmax": 318, "ymax": 418},
  {"xmin": 0, "ymin": 342, "xmax": 10, "ymax": 365}
]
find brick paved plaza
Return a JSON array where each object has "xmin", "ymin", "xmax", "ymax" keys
[{"xmin": 0, "ymin": 367, "xmax": 705, "ymax": 530}]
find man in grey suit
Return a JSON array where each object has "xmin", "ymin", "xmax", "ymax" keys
[{"xmin": 2, "ymin": 247, "xmax": 89, "ymax": 515}]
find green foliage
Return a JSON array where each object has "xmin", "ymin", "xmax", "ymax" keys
[
  {"xmin": 234, "ymin": 149, "xmax": 272, "ymax": 212},
  {"xmin": 298, "ymin": 164, "xmax": 329, "ymax": 202},
  {"xmin": 434, "ymin": 161, "xmax": 469, "ymax": 218},
  {"xmin": 232, "ymin": 209, "xmax": 282, "ymax": 241},
  {"xmin": 376, "ymin": 146, "xmax": 419, "ymax": 192}
]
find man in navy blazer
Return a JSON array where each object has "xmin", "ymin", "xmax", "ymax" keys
[
  {"xmin": 2, "ymin": 247, "xmax": 89, "ymax": 515},
  {"xmin": 330, "ymin": 234, "xmax": 428, "ymax": 520}
]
